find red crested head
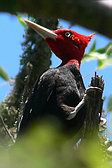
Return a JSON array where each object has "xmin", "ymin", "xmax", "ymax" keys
[
  {"xmin": 23, "ymin": 19, "xmax": 94, "ymax": 69},
  {"xmin": 46, "ymin": 29, "xmax": 94, "ymax": 68}
]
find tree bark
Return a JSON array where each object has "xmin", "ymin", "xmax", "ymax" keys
[{"xmin": 83, "ymin": 73, "xmax": 104, "ymax": 139}]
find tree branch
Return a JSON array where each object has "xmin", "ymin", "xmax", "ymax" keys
[{"xmin": 0, "ymin": 0, "xmax": 112, "ymax": 38}]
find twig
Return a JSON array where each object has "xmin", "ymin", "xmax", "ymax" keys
[{"xmin": 0, "ymin": 115, "xmax": 15, "ymax": 143}]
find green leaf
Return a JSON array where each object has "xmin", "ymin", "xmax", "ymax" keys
[
  {"xmin": 17, "ymin": 15, "xmax": 27, "ymax": 28},
  {"xmin": 97, "ymin": 42, "xmax": 112, "ymax": 55},
  {"xmin": 89, "ymin": 40, "xmax": 96, "ymax": 52},
  {"xmin": 97, "ymin": 60, "xmax": 104, "ymax": 69},
  {"xmin": 97, "ymin": 58, "xmax": 112, "ymax": 69},
  {"xmin": 83, "ymin": 42, "xmax": 112, "ymax": 69},
  {"xmin": 106, "ymin": 44, "xmax": 112, "ymax": 57},
  {"xmin": 83, "ymin": 52, "xmax": 106, "ymax": 62},
  {"xmin": 0, "ymin": 67, "xmax": 9, "ymax": 81},
  {"xmin": 107, "ymin": 95, "xmax": 112, "ymax": 112}
]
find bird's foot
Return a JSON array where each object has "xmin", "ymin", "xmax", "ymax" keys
[{"xmin": 68, "ymin": 86, "xmax": 103, "ymax": 120}]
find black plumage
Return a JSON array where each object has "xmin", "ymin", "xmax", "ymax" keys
[{"xmin": 18, "ymin": 64, "xmax": 86, "ymax": 136}]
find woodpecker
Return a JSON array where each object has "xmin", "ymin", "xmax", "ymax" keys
[{"xmin": 18, "ymin": 19, "xmax": 94, "ymax": 137}]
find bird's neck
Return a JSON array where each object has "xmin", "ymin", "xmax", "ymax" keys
[{"xmin": 61, "ymin": 59, "xmax": 80, "ymax": 69}]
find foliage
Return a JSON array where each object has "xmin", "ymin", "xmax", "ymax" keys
[
  {"xmin": 107, "ymin": 95, "xmax": 112, "ymax": 112},
  {"xmin": 0, "ymin": 123, "xmax": 110, "ymax": 168},
  {"xmin": 84, "ymin": 42, "xmax": 112, "ymax": 69},
  {"xmin": 0, "ymin": 67, "xmax": 9, "ymax": 81}
]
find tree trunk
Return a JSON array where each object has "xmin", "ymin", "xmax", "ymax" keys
[{"xmin": 83, "ymin": 73, "xmax": 104, "ymax": 139}]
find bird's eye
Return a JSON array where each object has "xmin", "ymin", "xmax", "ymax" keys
[{"xmin": 65, "ymin": 32, "xmax": 72, "ymax": 38}]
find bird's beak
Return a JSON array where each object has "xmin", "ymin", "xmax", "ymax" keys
[{"xmin": 23, "ymin": 19, "xmax": 57, "ymax": 40}]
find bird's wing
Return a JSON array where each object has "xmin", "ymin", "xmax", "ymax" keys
[{"xmin": 18, "ymin": 69, "xmax": 56, "ymax": 136}]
